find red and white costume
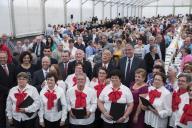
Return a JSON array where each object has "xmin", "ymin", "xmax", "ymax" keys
[
  {"xmin": 144, "ymin": 86, "xmax": 172, "ymax": 128},
  {"xmin": 39, "ymin": 85, "xmax": 67, "ymax": 123},
  {"xmin": 99, "ymin": 83, "xmax": 133, "ymax": 124},
  {"xmin": 66, "ymin": 86, "xmax": 97, "ymax": 125}
]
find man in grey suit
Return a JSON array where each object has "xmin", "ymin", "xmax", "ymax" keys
[{"xmin": 118, "ymin": 43, "xmax": 146, "ymax": 87}]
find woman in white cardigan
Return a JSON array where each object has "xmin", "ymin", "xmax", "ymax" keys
[
  {"xmin": 39, "ymin": 72, "xmax": 67, "ymax": 128},
  {"xmin": 142, "ymin": 72, "xmax": 172, "ymax": 128}
]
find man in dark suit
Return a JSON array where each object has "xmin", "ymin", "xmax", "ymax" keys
[
  {"xmin": 118, "ymin": 43, "xmax": 146, "ymax": 87},
  {"xmin": 32, "ymin": 36, "xmax": 45, "ymax": 58},
  {"xmin": 32, "ymin": 56, "xmax": 51, "ymax": 92},
  {"xmin": 0, "ymin": 51, "xmax": 16, "ymax": 128},
  {"xmin": 92, "ymin": 49, "xmax": 115, "ymax": 78},
  {"xmin": 67, "ymin": 49, "xmax": 92, "ymax": 79},
  {"xmin": 35, "ymin": 46, "xmax": 58, "ymax": 70},
  {"xmin": 59, "ymin": 50, "xmax": 70, "ymax": 81}
]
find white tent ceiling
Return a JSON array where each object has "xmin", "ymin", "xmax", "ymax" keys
[{"xmin": 92, "ymin": 0, "xmax": 157, "ymax": 6}]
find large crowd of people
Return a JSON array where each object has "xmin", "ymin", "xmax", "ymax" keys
[{"xmin": 0, "ymin": 14, "xmax": 192, "ymax": 128}]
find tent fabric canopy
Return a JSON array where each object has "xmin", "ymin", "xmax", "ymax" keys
[{"xmin": 92, "ymin": 0, "xmax": 158, "ymax": 6}]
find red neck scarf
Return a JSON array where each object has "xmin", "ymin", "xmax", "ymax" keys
[
  {"xmin": 44, "ymin": 90, "xmax": 57, "ymax": 110},
  {"xmin": 73, "ymin": 76, "xmax": 77, "ymax": 86},
  {"xmin": 108, "ymin": 88, "xmax": 122, "ymax": 103},
  {"xmin": 75, "ymin": 90, "xmax": 87, "ymax": 108},
  {"xmin": 149, "ymin": 89, "xmax": 161, "ymax": 104},
  {"xmin": 180, "ymin": 103, "xmax": 192, "ymax": 125},
  {"xmin": 172, "ymin": 88, "xmax": 187, "ymax": 112},
  {"xmin": 94, "ymin": 81, "xmax": 106, "ymax": 97},
  {"xmin": 14, "ymin": 89, "xmax": 27, "ymax": 112}
]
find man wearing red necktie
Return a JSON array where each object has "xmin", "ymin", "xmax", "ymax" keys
[
  {"xmin": 0, "ymin": 51, "xmax": 16, "ymax": 128},
  {"xmin": 66, "ymin": 73, "xmax": 97, "ymax": 128}
]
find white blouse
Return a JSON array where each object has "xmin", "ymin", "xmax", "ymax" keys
[
  {"xmin": 65, "ymin": 73, "xmax": 90, "ymax": 90},
  {"xmin": 89, "ymin": 79, "xmax": 109, "ymax": 97},
  {"xmin": 169, "ymin": 89, "xmax": 189, "ymax": 128},
  {"xmin": 39, "ymin": 85, "xmax": 67, "ymax": 123},
  {"xmin": 144, "ymin": 86, "xmax": 172, "ymax": 128},
  {"xmin": 99, "ymin": 83, "xmax": 133, "ymax": 124},
  {"xmin": 43, "ymin": 80, "xmax": 67, "ymax": 95},
  {"xmin": 6, "ymin": 84, "xmax": 41, "ymax": 121},
  {"xmin": 66, "ymin": 86, "xmax": 97, "ymax": 125}
]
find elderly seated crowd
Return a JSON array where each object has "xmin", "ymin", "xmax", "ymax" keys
[{"xmin": 0, "ymin": 14, "xmax": 192, "ymax": 128}]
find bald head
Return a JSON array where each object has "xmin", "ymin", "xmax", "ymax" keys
[
  {"xmin": 42, "ymin": 56, "xmax": 51, "ymax": 70},
  {"xmin": 75, "ymin": 49, "xmax": 85, "ymax": 62},
  {"xmin": 102, "ymin": 49, "xmax": 112, "ymax": 63}
]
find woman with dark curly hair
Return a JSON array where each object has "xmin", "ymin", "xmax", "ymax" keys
[{"xmin": 15, "ymin": 51, "xmax": 36, "ymax": 84}]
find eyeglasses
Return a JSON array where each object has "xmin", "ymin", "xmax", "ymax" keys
[
  {"xmin": 18, "ymin": 78, "xmax": 27, "ymax": 80},
  {"xmin": 154, "ymin": 78, "xmax": 162, "ymax": 81},
  {"xmin": 178, "ymin": 80, "xmax": 187, "ymax": 82},
  {"xmin": 99, "ymin": 72, "xmax": 107, "ymax": 74},
  {"xmin": 47, "ymin": 78, "xmax": 55, "ymax": 81}
]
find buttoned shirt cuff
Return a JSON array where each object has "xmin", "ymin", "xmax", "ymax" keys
[
  {"xmin": 7, "ymin": 116, "xmax": 12, "ymax": 120},
  {"xmin": 39, "ymin": 118, "xmax": 44, "ymax": 123},
  {"xmin": 25, "ymin": 108, "xmax": 29, "ymax": 112},
  {"xmin": 89, "ymin": 108, "xmax": 93, "ymax": 113},
  {"xmin": 61, "ymin": 117, "xmax": 66, "ymax": 122},
  {"xmin": 68, "ymin": 107, "xmax": 71, "ymax": 111}
]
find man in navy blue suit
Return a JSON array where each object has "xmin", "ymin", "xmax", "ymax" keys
[{"xmin": 118, "ymin": 43, "xmax": 146, "ymax": 87}]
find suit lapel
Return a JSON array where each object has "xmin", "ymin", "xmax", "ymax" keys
[
  {"xmin": 131, "ymin": 57, "xmax": 137, "ymax": 72},
  {"xmin": 0, "ymin": 64, "xmax": 9, "ymax": 76},
  {"xmin": 60, "ymin": 63, "xmax": 64, "ymax": 77},
  {"xmin": 40, "ymin": 70, "xmax": 45, "ymax": 79},
  {"xmin": 123, "ymin": 57, "xmax": 127, "ymax": 75}
]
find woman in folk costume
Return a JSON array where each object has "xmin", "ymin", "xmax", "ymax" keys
[
  {"xmin": 98, "ymin": 69, "xmax": 134, "ymax": 128},
  {"xmin": 39, "ymin": 72, "xmax": 67, "ymax": 128},
  {"xmin": 89, "ymin": 67, "xmax": 109, "ymax": 128},
  {"xmin": 6, "ymin": 72, "xmax": 40, "ymax": 128},
  {"xmin": 172, "ymin": 74, "xmax": 192, "ymax": 128},
  {"xmin": 169, "ymin": 73, "xmax": 190, "ymax": 128},
  {"xmin": 65, "ymin": 62, "xmax": 90, "ymax": 90},
  {"xmin": 179, "ymin": 85, "xmax": 192, "ymax": 127},
  {"xmin": 143, "ymin": 72, "xmax": 172, "ymax": 128},
  {"xmin": 66, "ymin": 73, "xmax": 97, "ymax": 128}
]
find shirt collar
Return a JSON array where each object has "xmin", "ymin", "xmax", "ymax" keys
[
  {"xmin": 1, "ymin": 64, "xmax": 7, "ymax": 67},
  {"xmin": 127, "ymin": 55, "xmax": 134, "ymax": 62},
  {"xmin": 17, "ymin": 84, "xmax": 30, "ymax": 91},
  {"xmin": 45, "ymin": 84, "xmax": 57, "ymax": 92},
  {"xmin": 42, "ymin": 68, "xmax": 49, "ymax": 73},
  {"xmin": 103, "ymin": 63, "xmax": 109, "ymax": 67},
  {"xmin": 109, "ymin": 83, "xmax": 123, "ymax": 90}
]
